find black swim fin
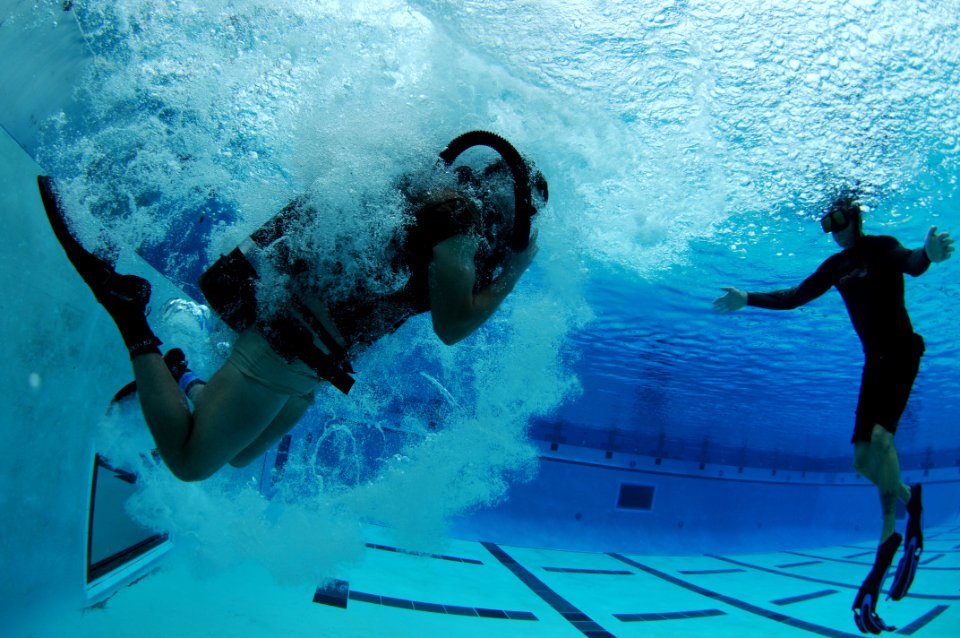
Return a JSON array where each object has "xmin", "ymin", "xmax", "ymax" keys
[
  {"xmin": 38, "ymin": 176, "xmax": 114, "ymax": 286},
  {"xmin": 889, "ymin": 484, "xmax": 923, "ymax": 601},
  {"xmin": 853, "ymin": 532, "xmax": 900, "ymax": 634},
  {"xmin": 38, "ymin": 176, "xmax": 160, "ymax": 358},
  {"xmin": 37, "ymin": 175, "xmax": 150, "ymax": 309}
]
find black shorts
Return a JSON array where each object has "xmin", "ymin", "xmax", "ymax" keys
[{"xmin": 852, "ymin": 334, "xmax": 925, "ymax": 444}]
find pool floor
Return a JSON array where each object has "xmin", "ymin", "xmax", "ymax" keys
[{"xmin": 34, "ymin": 523, "xmax": 960, "ymax": 637}]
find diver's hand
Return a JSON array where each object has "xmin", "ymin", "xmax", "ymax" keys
[
  {"xmin": 925, "ymin": 226, "xmax": 955, "ymax": 263},
  {"xmin": 713, "ymin": 287, "xmax": 747, "ymax": 313}
]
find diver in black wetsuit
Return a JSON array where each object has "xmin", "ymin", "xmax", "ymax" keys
[{"xmin": 713, "ymin": 193, "xmax": 953, "ymax": 632}]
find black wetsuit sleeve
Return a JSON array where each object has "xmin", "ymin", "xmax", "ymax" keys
[
  {"xmin": 746, "ymin": 258, "xmax": 836, "ymax": 310},
  {"xmin": 882, "ymin": 237, "xmax": 931, "ymax": 277}
]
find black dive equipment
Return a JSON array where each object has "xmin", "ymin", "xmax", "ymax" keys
[
  {"xmin": 820, "ymin": 208, "xmax": 853, "ymax": 234},
  {"xmin": 820, "ymin": 190, "xmax": 861, "ymax": 234},
  {"xmin": 199, "ymin": 132, "xmax": 542, "ymax": 394},
  {"xmin": 199, "ymin": 197, "xmax": 356, "ymax": 394},
  {"xmin": 439, "ymin": 130, "xmax": 546, "ymax": 251}
]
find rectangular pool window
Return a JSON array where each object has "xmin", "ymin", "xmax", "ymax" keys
[
  {"xmin": 86, "ymin": 454, "xmax": 170, "ymax": 604},
  {"xmin": 617, "ymin": 483, "xmax": 654, "ymax": 511}
]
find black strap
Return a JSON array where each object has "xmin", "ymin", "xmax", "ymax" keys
[
  {"xmin": 200, "ymin": 249, "xmax": 356, "ymax": 394},
  {"xmin": 292, "ymin": 297, "xmax": 353, "ymax": 372},
  {"xmin": 262, "ymin": 315, "xmax": 355, "ymax": 395}
]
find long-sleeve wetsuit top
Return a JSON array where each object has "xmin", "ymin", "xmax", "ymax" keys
[{"xmin": 747, "ymin": 235, "xmax": 930, "ymax": 356}]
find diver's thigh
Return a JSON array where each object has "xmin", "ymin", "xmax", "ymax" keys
[
  {"xmin": 229, "ymin": 394, "xmax": 313, "ymax": 467},
  {"xmin": 188, "ymin": 363, "xmax": 291, "ymax": 469}
]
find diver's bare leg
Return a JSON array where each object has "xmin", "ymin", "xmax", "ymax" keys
[
  {"xmin": 228, "ymin": 395, "xmax": 312, "ymax": 468},
  {"xmin": 853, "ymin": 425, "xmax": 911, "ymax": 541},
  {"xmin": 132, "ymin": 356, "xmax": 291, "ymax": 481}
]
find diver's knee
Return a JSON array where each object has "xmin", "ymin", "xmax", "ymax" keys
[
  {"xmin": 167, "ymin": 456, "xmax": 216, "ymax": 482},
  {"xmin": 870, "ymin": 425, "xmax": 896, "ymax": 453}
]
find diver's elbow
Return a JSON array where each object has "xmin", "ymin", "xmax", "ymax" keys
[
  {"xmin": 435, "ymin": 327, "xmax": 465, "ymax": 346},
  {"xmin": 433, "ymin": 318, "xmax": 472, "ymax": 346}
]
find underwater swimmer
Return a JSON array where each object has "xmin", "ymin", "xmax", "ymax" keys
[
  {"xmin": 713, "ymin": 192, "xmax": 953, "ymax": 631},
  {"xmin": 39, "ymin": 131, "xmax": 546, "ymax": 483}
]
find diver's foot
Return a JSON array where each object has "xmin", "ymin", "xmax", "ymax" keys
[
  {"xmin": 110, "ymin": 348, "xmax": 204, "ymax": 404},
  {"xmin": 96, "ymin": 272, "xmax": 152, "ymax": 317},
  {"xmin": 889, "ymin": 485, "xmax": 923, "ymax": 601},
  {"xmin": 85, "ymin": 271, "xmax": 157, "ymax": 358},
  {"xmin": 853, "ymin": 533, "xmax": 900, "ymax": 634},
  {"xmin": 159, "ymin": 348, "xmax": 187, "ymax": 380},
  {"xmin": 163, "ymin": 348, "xmax": 205, "ymax": 395}
]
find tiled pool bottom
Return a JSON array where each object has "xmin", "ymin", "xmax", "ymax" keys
[{"xmin": 45, "ymin": 524, "xmax": 960, "ymax": 637}]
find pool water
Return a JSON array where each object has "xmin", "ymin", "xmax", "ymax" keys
[{"xmin": 1, "ymin": 1, "xmax": 958, "ymax": 636}]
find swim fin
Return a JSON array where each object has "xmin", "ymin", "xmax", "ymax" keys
[
  {"xmin": 38, "ymin": 175, "xmax": 160, "ymax": 358},
  {"xmin": 38, "ymin": 176, "xmax": 112, "ymax": 277},
  {"xmin": 38, "ymin": 176, "xmax": 150, "ymax": 309},
  {"xmin": 853, "ymin": 532, "xmax": 901, "ymax": 634},
  {"xmin": 889, "ymin": 484, "xmax": 923, "ymax": 601}
]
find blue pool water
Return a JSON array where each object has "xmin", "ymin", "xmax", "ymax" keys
[{"xmin": 1, "ymin": 1, "xmax": 959, "ymax": 636}]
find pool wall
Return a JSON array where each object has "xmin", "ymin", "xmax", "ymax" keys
[{"xmin": 0, "ymin": 126, "xmax": 132, "ymax": 626}]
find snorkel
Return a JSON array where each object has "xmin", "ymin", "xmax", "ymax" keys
[{"xmin": 439, "ymin": 131, "xmax": 547, "ymax": 251}]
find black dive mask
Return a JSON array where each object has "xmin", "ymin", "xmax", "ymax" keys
[
  {"xmin": 821, "ymin": 190, "xmax": 863, "ymax": 234},
  {"xmin": 820, "ymin": 208, "xmax": 854, "ymax": 233}
]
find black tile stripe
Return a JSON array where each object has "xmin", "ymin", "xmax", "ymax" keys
[
  {"xmin": 842, "ymin": 544, "xmax": 960, "ymax": 554},
  {"xmin": 543, "ymin": 567, "xmax": 633, "ymax": 575},
  {"xmin": 609, "ymin": 553, "xmax": 864, "ymax": 638},
  {"xmin": 411, "ymin": 601, "xmax": 445, "ymax": 614},
  {"xmin": 785, "ymin": 549, "xmax": 960, "ymax": 571},
  {"xmin": 381, "ymin": 595, "xmax": 414, "ymax": 610},
  {"xmin": 476, "ymin": 608, "xmax": 510, "ymax": 619},
  {"xmin": 482, "ymin": 542, "xmax": 616, "ymax": 637},
  {"xmin": 678, "ymin": 568, "xmax": 746, "ymax": 575},
  {"xmin": 776, "ymin": 561, "xmax": 823, "ymax": 569},
  {"xmin": 615, "ymin": 608, "xmax": 726, "ymax": 622},
  {"xmin": 504, "ymin": 610, "xmax": 539, "ymax": 620},
  {"xmin": 786, "ymin": 550, "xmax": 875, "ymax": 566},
  {"xmin": 708, "ymin": 554, "xmax": 960, "ymax": 601},
  {"xmin": 770, "ymin": 589, "xmax": 840, "ymax": 606},
  {"xmin": 920, "ymin": 553, "xmax": 944, "ymax": 565},
  {"xmin": 317, "ymin": 587, "xmax": 538, "ymax": 620},
  {"xmin": 364, "ymin": 542, "xmax": 483, "ymax": 565},
  {"xmin": 538, "ymin": 456, "xmax": 897, "ymax": 487},
  {"xmin": 896, "ymin": 605, "xmax": 950, "ymax": 635}
]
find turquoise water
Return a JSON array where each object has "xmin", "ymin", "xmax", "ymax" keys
[{"xmin": 1, "ymin": 1, "xmax": 959, "ymax": 636}]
